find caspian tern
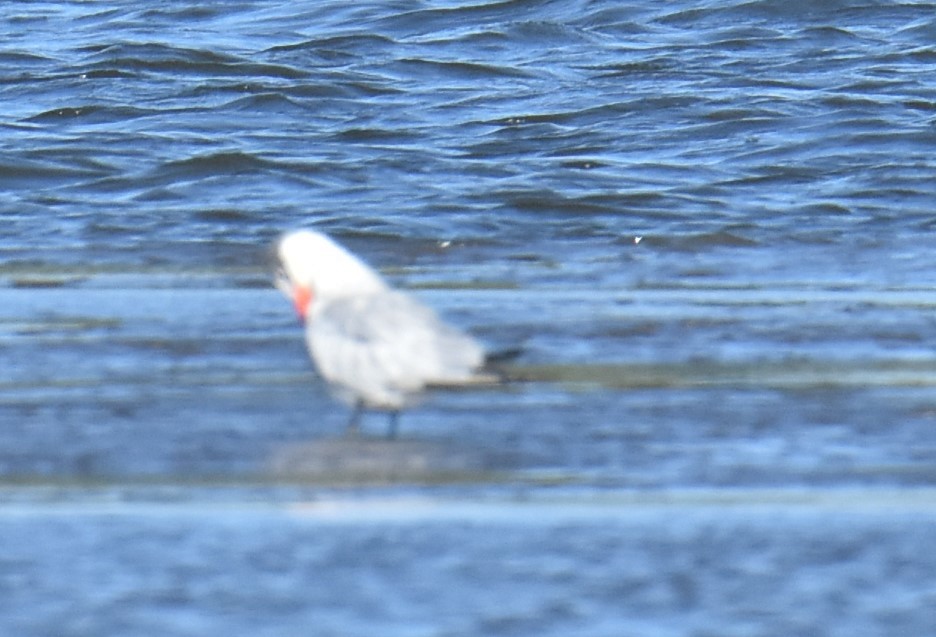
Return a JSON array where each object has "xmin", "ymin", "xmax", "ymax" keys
[{"xmin": 275, "ymin": 229, "xmax": 490, "ymax": 438}]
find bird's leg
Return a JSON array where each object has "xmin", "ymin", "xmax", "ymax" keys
[
  {"xmin": 346, "ymin": 401, "xmax": 364, "ymax": 437},
  {"xmin": 386, "ymin": 410, "xmax": 401, "ymax": 440}
]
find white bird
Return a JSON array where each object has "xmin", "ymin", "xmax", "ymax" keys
[{"xmin": 275, "ymin": 229, "xmax": 490, "ymax": 438}]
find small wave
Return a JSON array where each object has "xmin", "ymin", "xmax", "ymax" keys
[
  {"xmin": 265, "ymin": 34, "xmax": 396, "ymax": 57},
  {"xmin": 482, "ymin": 102, "xmax": 634, "ymax": 128},
  {"xmin": 334, "ymin": 127, "xmax": 420, "ymax": 143},
  {"xmin": 150, "ymin": 152, "xmax": 277, "ymax": 179},
  {"xmin": 0, "ymin": 157, "xmax": 109, "ymax": 185},
  {"xmin": 0, "ymin": 51, "xmax": 56, "ymax": 66},
  {"xmin": 589, "ymin": 58, "xmax": 678, "ymax": 79},
  {"xmin": 656, "ymin": 0, "xmax": 881, "ymax": 25},
  {"xmin": 651, "ymin": 231, "xmax": 761, "ymax": 251},
  {"xmin": 223, "ymin": 93, "xmax": 313, "ymax": 115},
  {"xmin": 24, "ymin": 104, "xmax": 155, "ymax": 124},
  {"xmin": 493, "ymin": 188, "xmax": 623, "ymax": 216},
  {"xmin": 374, "ymin": 0, "xmax": 557, "ymax": 37},
  {"xmin": 393, "ymin": 57, "xmax": 534, "ymax": 80},
  {"xmin": 195, "ymin": 209, "xmax": 253, "ymax": 223},
  {"xmin": 80, "ymin": 68, "xmax": 138, "ymax": 80},
  {"xmin": 84, "ymin": 42, "xmax": 308, "ymax": 80}
]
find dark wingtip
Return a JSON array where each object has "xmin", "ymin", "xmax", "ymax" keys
[
  {"xmin": 484, "ymin": 347, "xmax": 524, "ymax": 365},
  {"xmin": 479, "ymin": 346, "xmax": 525, "ymax": 383}
]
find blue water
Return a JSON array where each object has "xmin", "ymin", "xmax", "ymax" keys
[{"xmin": 3, "ymin": 1, "xmax": 936, "ymax": 635}]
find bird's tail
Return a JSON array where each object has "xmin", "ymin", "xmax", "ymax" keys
[{"xmin": 426, "ymin": 347, "xmax": 524, "ymax": 389}]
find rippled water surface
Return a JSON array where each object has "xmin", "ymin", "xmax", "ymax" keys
[{"xmin": 3, "ymin": 1, "xmax": 936, "ymax": 635}]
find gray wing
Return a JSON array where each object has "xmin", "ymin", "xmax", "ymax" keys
[{"xmin": 306, "ymin": 291, "xmax": 485, "ymax": 408}]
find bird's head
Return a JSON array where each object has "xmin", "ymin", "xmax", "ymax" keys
[{"xmin": 275, "ymin": 229, "xmax": 386, "ymax": 322}]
